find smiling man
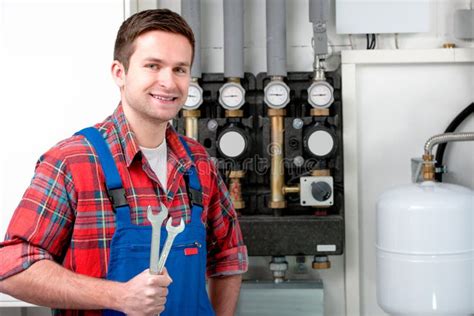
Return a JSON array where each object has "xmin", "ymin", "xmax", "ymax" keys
[{"xmin": 0, "ymin": 9, "xmax": 248, "ymax": 316}]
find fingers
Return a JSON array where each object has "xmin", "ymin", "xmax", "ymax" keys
[
  {"xmin": 160, "ymin": 267, "xmax": 173, "ymax": 285},
  {"xmin": 120, "ymin": 269, "xmax": 172, "ymax": 315}
]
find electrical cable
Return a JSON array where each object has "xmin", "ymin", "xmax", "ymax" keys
[
  {"xmin": 434, "ymin": 102, "xmax": 474, "ymax": 182},
  {"xmin": 367, "ymin": 34, "xmax": 376, "ymax": 49},
  {"xmin": 370, "ymin": 34, "xmax": 376, "ymax": 49}
]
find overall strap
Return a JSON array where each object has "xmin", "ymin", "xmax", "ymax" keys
[
  {"xmin": 179, "ymin": 137, "xmax": 204, "ymax": 224},
  {"xmin": 75, "ymin": 127, "xmax": 131, "ymax": 225}
]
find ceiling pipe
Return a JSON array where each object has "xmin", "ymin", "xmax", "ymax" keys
[
  {"xmin": 266, "ymin": 0, "xmax": 287, "ymax": 78},
  {"xmin": 181, "ymin": 0, "xmax": 201, "ymax": 78},
  {"xmin": 223, "ymin": 0, "xmax": 244, "ymax": 79}
]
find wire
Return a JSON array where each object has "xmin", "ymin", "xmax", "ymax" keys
[
  {"xmin": 366, "ymin": 33, "xmax": 376, "ymax": 49},
  {"xmin": 434, "ymin": 102, "xmax": 474, "ymax": 182}
]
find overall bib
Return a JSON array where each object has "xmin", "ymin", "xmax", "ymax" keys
[{"xmin": 75, "ymin": 127, "xmax": 215, "ymax": 316}]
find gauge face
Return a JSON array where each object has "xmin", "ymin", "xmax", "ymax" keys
[
  {"xmin": 218, "ymin": 130, "xmax": 247, "ymax": 158},
  {"xmin": 264, "ymin": 82, "xmax": 290, "ymax": 109},
  {"xmin": 184, "ymin": 83, "xmax": 203, "ymax": 110},
  {"xmin": 307, "ymin": 130, "xmax": 334, "ymax": 157},
  {"xmin": 219, "ymin": 83, "xmax": 245, "ymax": 110},
  {"xmin": 308, "ymin": 81, "xmax": 334, "ymax": 108}
]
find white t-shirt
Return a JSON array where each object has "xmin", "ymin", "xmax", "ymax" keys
[{"xmin": 140, "ymin": 139, "xmax": 168, "ymax": 191}]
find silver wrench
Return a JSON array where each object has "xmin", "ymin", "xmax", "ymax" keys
[
  {"xmin": 147, "ymin": 204, "xmax": 168, "ymax": 275},
  {"xmin": 156, "ymin": 218, "xmax": 185, "ymax": 273}
]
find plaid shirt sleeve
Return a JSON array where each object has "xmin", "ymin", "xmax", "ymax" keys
[
  {"xmin": 205, "ymin": 160, "xmax": 248, "ymax": 278},
  {"xmin": 0, "ymin": 146, "xmax": 76, "ymax": 280}
]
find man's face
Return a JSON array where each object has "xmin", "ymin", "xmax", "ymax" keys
[{"xmin": 112, "ymin": 30, "xmax": 192, "ymax": 124}]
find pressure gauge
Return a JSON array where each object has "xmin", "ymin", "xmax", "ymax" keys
[
  {"xmin": 264, "ymin": 81, "xmax": 291, "ymax": 109},
  {"xmin": 183, "ymin": 82, "xmax": 203, "ymax": 110},
  {"xmin": 218, "ymin": 82, "xmax": 246, "ymax": 110},
  {"xmin": 307, "ymin": 81, "xmax": 334, "ymax": 109},
  {"xmin": 217, "ymin": 128, "xmax": 249, "ymax": 159}
]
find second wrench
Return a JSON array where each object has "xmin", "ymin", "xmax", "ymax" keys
[
  {"xmin": 156, "ymin": 218, "xmax": 185, "ymax": 273},
  {"xmin": 147, "ymin": 204, "xmax": 168, "ymax": 275}
]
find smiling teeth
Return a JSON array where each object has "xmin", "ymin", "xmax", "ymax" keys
[{"xmin": 152, "ymin": 94, "xmax": 174, "ymax": 101}]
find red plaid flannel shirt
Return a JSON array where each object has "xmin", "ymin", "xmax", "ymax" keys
[{"xmin": 0, "ymin": 104, "xmax": 248, "ymax": 300}]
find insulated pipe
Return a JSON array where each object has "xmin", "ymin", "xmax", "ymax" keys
[
  {"xmin": 309, "ymin": 0, "xmax": 329, "ymax": 56},
  {"xmin": 266, "ymin": 0, "xmax": 287, "ymax": 77},
  {"xmin": 223, "ymin": 0, "xmax": 244, "ymax": 78},
  {"xmin": 181, "ymin": 0, "xmax": 201, "ymax": 78},
  {"xmin": 422, "ymin": 132, "xmax": 474, "ymax": 181}
]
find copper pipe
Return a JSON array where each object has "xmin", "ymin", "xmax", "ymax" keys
[
  {"xmin": 268, "ymin": 109, "xmax": 287, "ymax": 209},
  {"xmin": 282, "ymin": 185, "xmax": 300, "ymax": 195}
]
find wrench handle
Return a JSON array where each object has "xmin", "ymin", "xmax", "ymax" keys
[
  {"xmin": 149, "ymin": 229, "xmax": 161, "ymax": 275},
  {"xmin": 157, "ymin": 236, "xmax": 175, "ymax": 273}
]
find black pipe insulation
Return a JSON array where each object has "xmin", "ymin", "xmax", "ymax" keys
[{"xmin": 435, "ymin": 102, "xmax": 474, "ymax": 182}]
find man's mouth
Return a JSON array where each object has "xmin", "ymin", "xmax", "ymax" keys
[{"xmin": 150, "ymin": 94, "xmax": 178, "ymax": 101}]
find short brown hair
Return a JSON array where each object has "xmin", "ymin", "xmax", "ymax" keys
[{"xmin": 114, "ymin": 9, "xmax": 195, "ymax": 71}]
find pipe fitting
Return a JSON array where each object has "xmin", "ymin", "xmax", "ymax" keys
[
  {"xmin": 183, "ymin": 110, "xmax": 201, "ymax": 140},
  {"xmin": 422, "ymin": 154, "xmax": 435, "ymax": 181},
  {"xmin": 269, "ymin": 256, "xmax": 288, "ymax": 283},
  {"xmin": 310, "ymin": 108, "xmax": 330, "ymax": 117},
  {"xmin": 229, "ymin": 170, "xmax": 245, "ymax": 209},
  {"xmin": 422, "ymin": 132, "xmax": 474, "ymax": 181},
  {"xmin": 282, "ymin": 185, "xmax": 300, "ymax": 195},
  {"xmin": 225, "ymin": 110, "xmax": 244, "ymax": 118},
  {"xmin": 312, "ymin": 255, "xmax": 331, "ymax": 270}
]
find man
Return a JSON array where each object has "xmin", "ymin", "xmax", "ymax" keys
[{"xmin": 0, "ymin": 9, "xmax": 248, "ymax": 316}]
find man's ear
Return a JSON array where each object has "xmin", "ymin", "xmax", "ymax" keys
[{"xmin": 111, "ymin": 60, "xmax": 125, "ymax": 88}]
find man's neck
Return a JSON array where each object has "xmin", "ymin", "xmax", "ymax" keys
[{"xmin": 122, "ymin": 104, "xmax": 168, "ymax": 148}]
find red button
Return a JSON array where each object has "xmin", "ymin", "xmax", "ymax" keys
[{"xmin": 184, "ymin": 248, "xmax": 199, "ymax": 256}]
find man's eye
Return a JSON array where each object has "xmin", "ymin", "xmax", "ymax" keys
[
  {"xmin": 176, "ymin": 67, "xmax": 187, "ymax": 74},
  {"xmin": 146, "ymin": 64, "xmax": 158, "ymax": 70}
]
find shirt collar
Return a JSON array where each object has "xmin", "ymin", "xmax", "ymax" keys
[{"xmin": 111, "ymin": 104, "xmax": 193, "ymax": 171}]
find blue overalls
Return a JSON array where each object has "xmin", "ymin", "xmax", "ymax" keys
[{"xmin": 75, "ymin": 127, "xmax": 215, "ymax": 316}]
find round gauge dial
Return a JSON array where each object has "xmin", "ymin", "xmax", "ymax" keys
[
  {"xmin": 183, "ymin": 83, "xmax": 203, "ymax": 110},
  {"xmin": 219, "ymin": 83, "xmax": 246, "ymax": 110},
  {"xmin": 264, "ymin": 81, "xmax": 290, "ymax": 109},
  {"xmin": 218, "ymin": 130, "xmax": 247, "ymax": 158},
  {"xmin": 308, "ymin": 81, "xmax": 334, "ymax": 109},
  {"xmin": 305, "ymin": 129, "xmax": 336, "ymax": 158}
]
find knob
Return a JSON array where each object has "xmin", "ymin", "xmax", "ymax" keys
[{"xmin": 311, "ymin": 181, "xmax": 332, "ymax": 202}]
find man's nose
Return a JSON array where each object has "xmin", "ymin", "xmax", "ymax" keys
[{"xmin": 157, "ymin": 69, "xmax": 177, "ymax": 90}]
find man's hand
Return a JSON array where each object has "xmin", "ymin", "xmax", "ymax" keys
[
  {"xmin": 120, "ymin": 268, "xmax": 173, "ymax": 316},
  {"xmin": 0, "ymin": 260, "xmax": 173, "ymax": 315}
]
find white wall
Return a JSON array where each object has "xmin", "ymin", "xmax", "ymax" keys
[
  {"xmin": 0, "ymin": 0, "xmax": 124, "ymax": 314},
  {"xmin": 1, "ymin": 0, "xmax": 473, "ymax": 315}
]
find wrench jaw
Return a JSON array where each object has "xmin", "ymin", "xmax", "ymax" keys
[
  {"xmin": 165, "ymin": 217, "xmax": 185, "ymax": 233},
  {"xmin": 147, "ymin": 205, "xmax": 169, "ymax": 226}
]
